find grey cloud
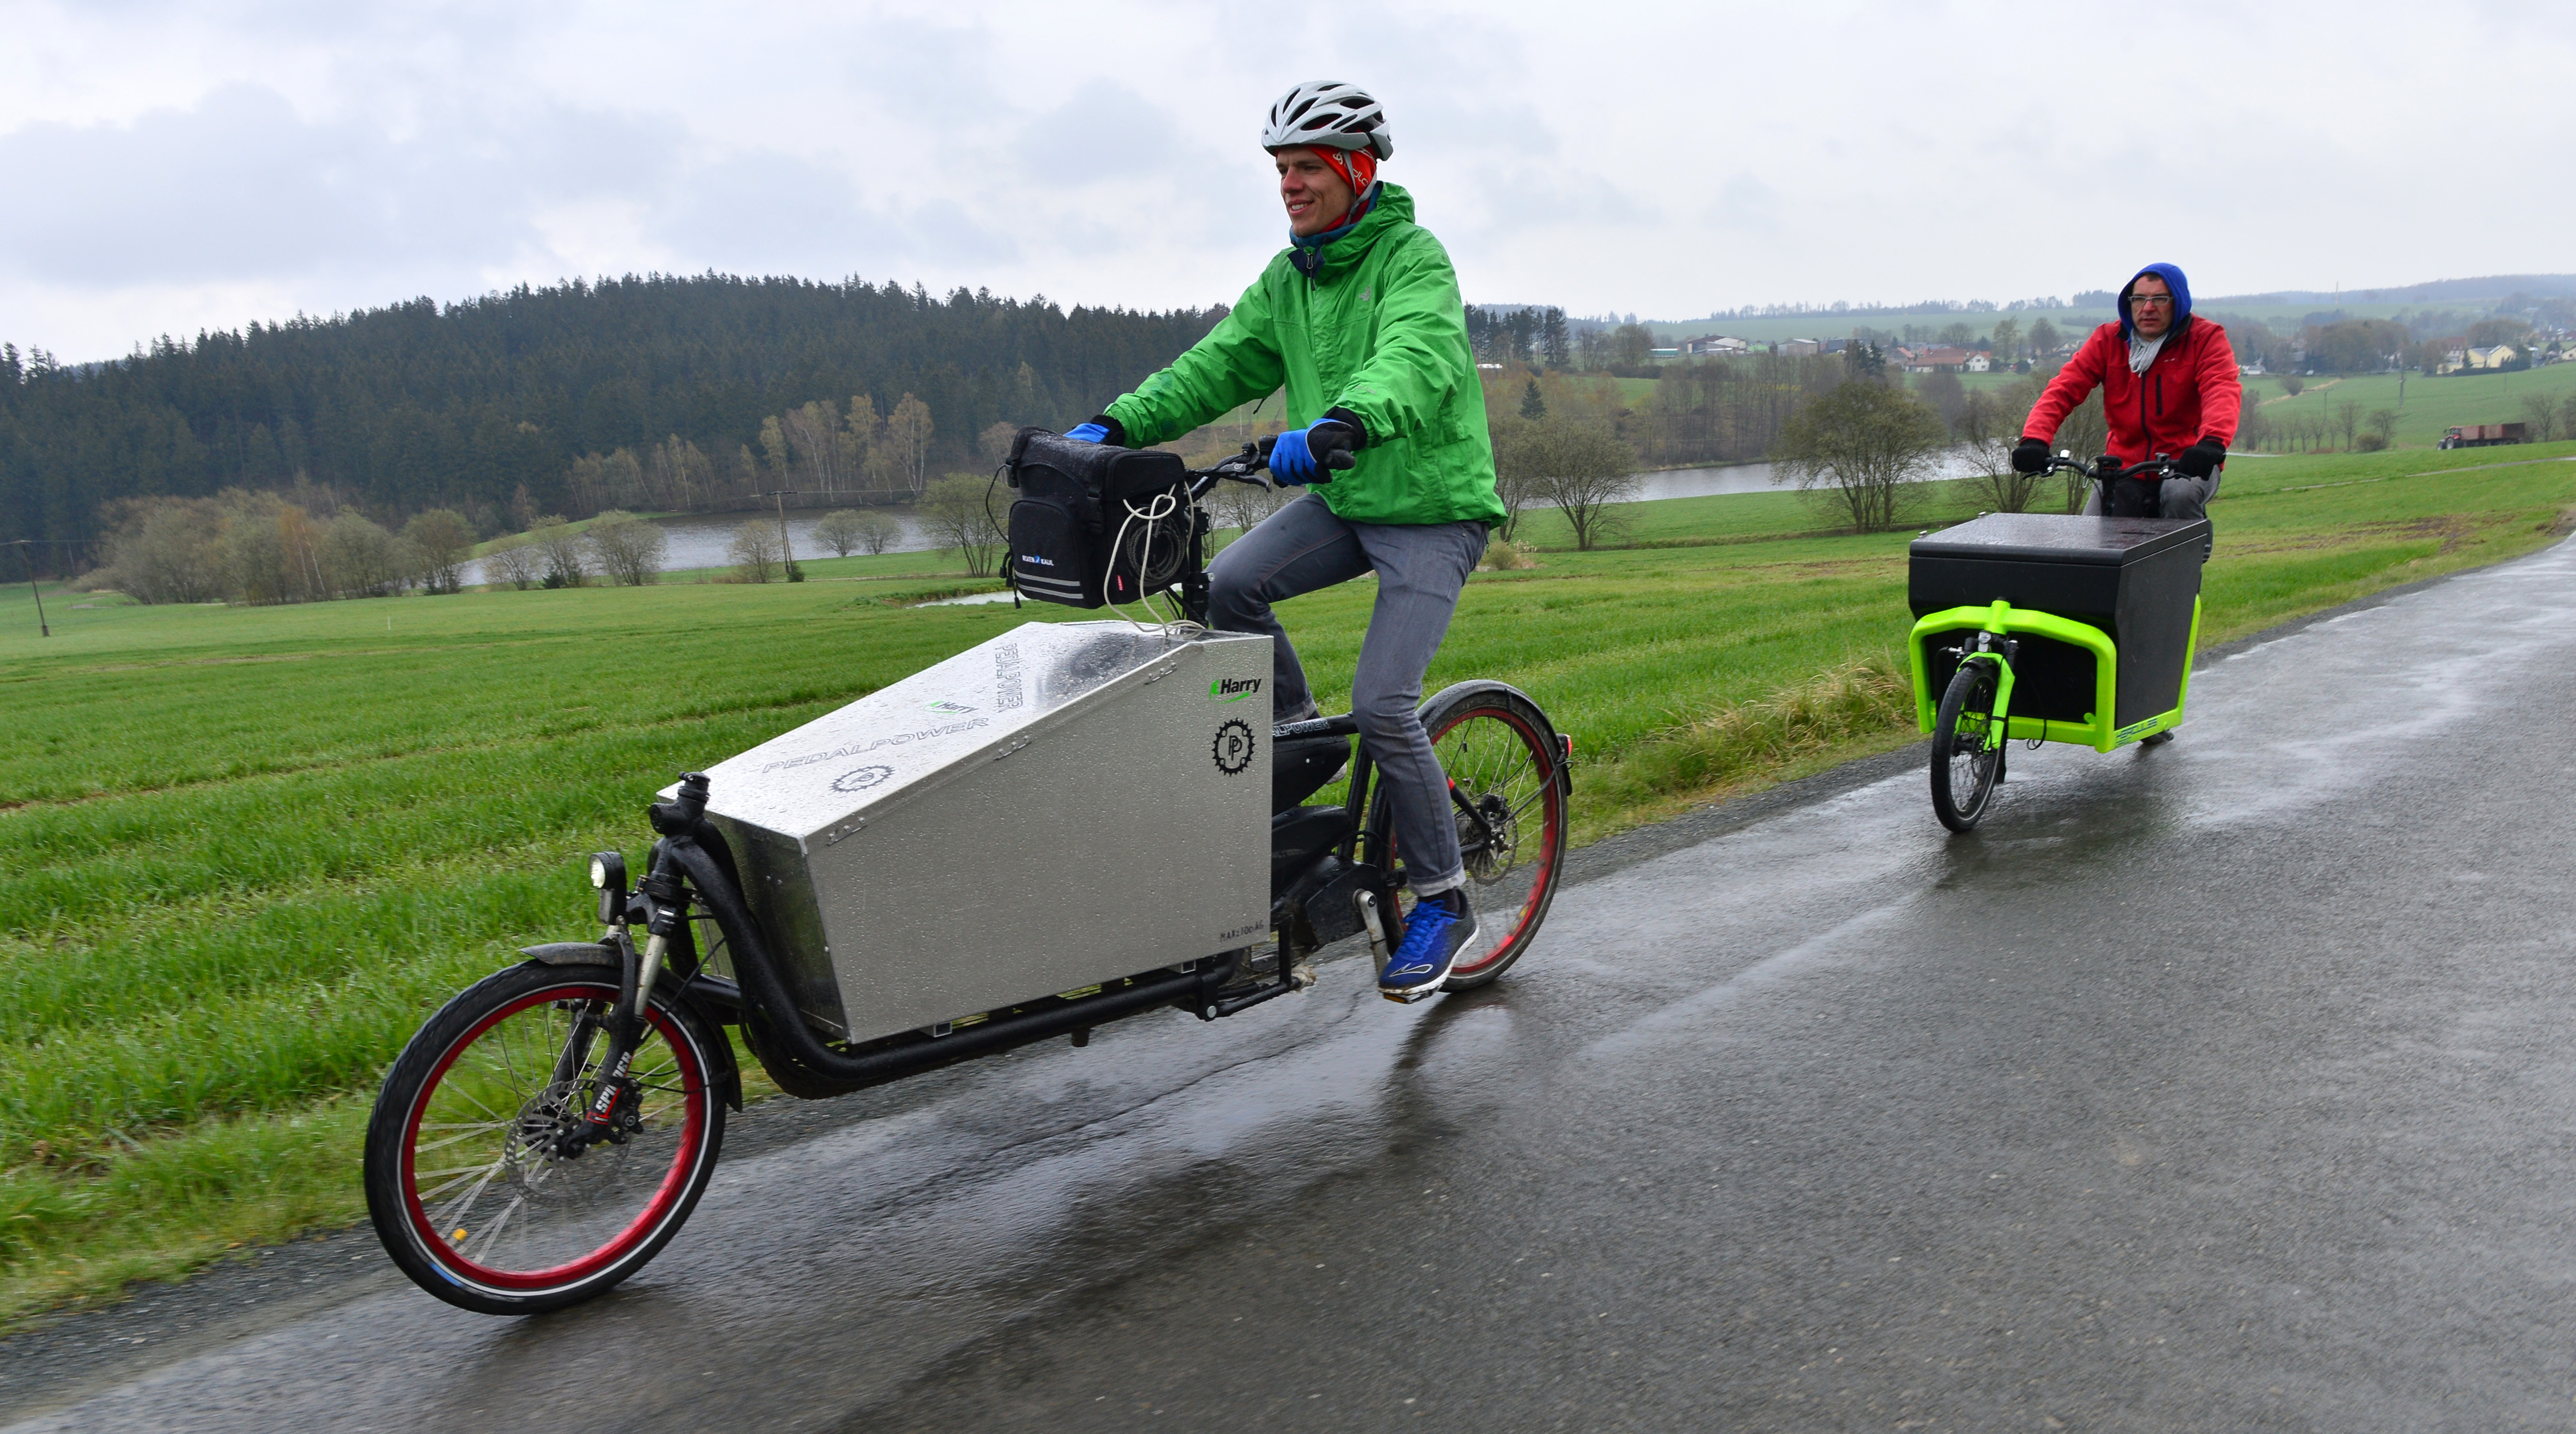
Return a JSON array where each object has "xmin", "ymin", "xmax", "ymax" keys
[
  {"xmin": 650, "ymin": 151, "xmax": 1022, "ymax": 275},
  {"xmin": 0, "ymin": 83, "xmax": 684, "ymax": 288},
  {"xmin": 1705, "ymin": 174, "xmax": 1781, "ymax": 234}
]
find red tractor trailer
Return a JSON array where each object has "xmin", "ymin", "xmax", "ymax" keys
[{"xmin": 2440, "ymin": 422, "xmax": 2528, "ymax": 450}]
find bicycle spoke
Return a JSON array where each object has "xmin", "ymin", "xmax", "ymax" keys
[{"xmin": 467, "ymin": 1195, "xmax": 526, "ymax": 1265}]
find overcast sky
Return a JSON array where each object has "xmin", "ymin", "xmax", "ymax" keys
[{"xmin": 4, "ymin": 0, "xmax": 2567, "ymax": 362}]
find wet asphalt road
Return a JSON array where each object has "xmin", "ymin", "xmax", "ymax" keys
[{"xmin": 12, "ymin": 538, "xmax": 2576, "ymax": 1432}]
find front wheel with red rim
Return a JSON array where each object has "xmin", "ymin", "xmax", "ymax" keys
[
  {"xmin": 1386, "ymin": 682, "xmax": 1569, "ymax": 991},
  {"xmin": 364, "ymin": 961, "xmax": 726, "ymax": 1315}
]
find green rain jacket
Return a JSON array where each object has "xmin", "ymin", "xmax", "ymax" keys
[{"xmin": 1103, "ymin": 185, "xmax": 1505, "ymax": 527}]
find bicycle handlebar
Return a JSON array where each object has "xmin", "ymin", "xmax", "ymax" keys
[
  {"xmin": 1187, "ymin": 434, "xmax": 1355, "ymax": 499},
  {"xmin": 2043, "ymin": 453, "xmax": 2180, "ymax": 484}
]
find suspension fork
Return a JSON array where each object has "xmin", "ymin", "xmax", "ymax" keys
[
  {"xmin": 1963, "ymin": 632, "xmax": 2020, "ymax": 747},
  {"xmin": 556, "ymin": 846, "xmax": 691, "ymax": 1149}
]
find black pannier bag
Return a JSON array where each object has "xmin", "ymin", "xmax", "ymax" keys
[{"xmin": 1004, "ymin": 428, "xmax": 1192, "ymax": 608}]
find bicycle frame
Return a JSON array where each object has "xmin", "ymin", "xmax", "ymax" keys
[{"xmin": 1906, "ymin": 595, "xmax": 2202, "ymax": 753}]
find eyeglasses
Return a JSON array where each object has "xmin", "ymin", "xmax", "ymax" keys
[{"xmin": 2130, "ymin": 294, "xmax": 2176, "ymax": 308}]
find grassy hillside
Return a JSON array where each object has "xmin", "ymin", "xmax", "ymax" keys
[
  {"xmin": 4, "ymin": 440, "xmax": 2573, "ymax": 1325},
  {"xmin": 2236, "ymin": 363, "xmax": 2576, "ymax": 448}
]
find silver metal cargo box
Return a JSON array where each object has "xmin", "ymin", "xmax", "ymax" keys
[{"xmin": 674, "ymin": 622, "xmax": 1273, "ymax": 1043}]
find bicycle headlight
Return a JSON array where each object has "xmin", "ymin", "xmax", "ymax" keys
[{"xmin": 590, "ymin": 851, "xmax": 628, "ymax": 924}]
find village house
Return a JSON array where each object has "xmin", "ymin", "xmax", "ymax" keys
[
  {"xmin": 1899, "ymin": 346, "xmax": 1975, "ymax": 373},
  {"xmin": 2440, "ymin": 342, "xmax": 2518, "ymax": 374}
]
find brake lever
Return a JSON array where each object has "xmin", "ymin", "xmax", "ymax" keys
[{"xmin": 1246, "ymin": 433, "xmax": 1351, "ymax": 487}]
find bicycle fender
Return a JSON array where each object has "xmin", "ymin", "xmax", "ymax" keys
[{"xmin": 522, "ymin": 941, "xmax": 618, "ymax": 965}]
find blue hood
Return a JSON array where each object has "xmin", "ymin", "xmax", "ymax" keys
[{"xmin": 2119, "ymin": 262, "xmax": 2191, "ymax": 340}]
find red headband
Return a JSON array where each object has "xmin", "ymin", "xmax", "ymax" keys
[{"xmin": 1317, "ymin": 145, "xmax": 1378, "ymax": 197}]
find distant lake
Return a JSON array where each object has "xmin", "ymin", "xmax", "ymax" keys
[
  {"xmin": 1612, "ymin": 449, "xmax": 1982, "ymax": 503},
  {"xmin": 467, "ymin": 450, "xmax": 1988, "ymax": 583},
  {"xmin": 464, "ymin": 507, "xmax": 945, "ymax": 585}
]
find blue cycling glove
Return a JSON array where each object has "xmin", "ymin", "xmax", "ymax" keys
[
  {"xmin": 1268, "ymin": 418, "xmax": 1360, "ymax": 485},
  {"xmin": 1065, "ymin": 422, "xmax": 1109, "ymax": 443},
  {"xmin": 1269, "ymin": 426, "xmax": 1318, "ymax": 485}
]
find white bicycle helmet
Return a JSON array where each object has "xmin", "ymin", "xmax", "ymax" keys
[{"xmin": 1261, "ymin": 81, "xmax": 1394, "ymax": 160}]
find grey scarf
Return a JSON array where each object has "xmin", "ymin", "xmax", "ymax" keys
[{"xmin": 2127, "ymin": 331, "xmax": 2168, "ymax": 374}]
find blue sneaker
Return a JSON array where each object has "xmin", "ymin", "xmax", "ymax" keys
[{"xmin": 1380, "ymin": 890, "xmax": 1477, "ymax": 1004}]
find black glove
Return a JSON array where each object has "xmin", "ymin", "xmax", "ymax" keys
[
  {"xmin": 2177, "ymin": 438, "xmax": 2225, "ymax": 479},
  {"xmin": 2010, "ymin": 437, "xmax": 2050, "ymax": 475}
]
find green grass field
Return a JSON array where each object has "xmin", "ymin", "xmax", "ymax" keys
[
  {"xmin": 2235, "ymin": 363, "xmax": 2576, "ymax": 449},
  {"xmin": 5, "ymin": 441, "xmax": 2574, "ymax": 1325}
]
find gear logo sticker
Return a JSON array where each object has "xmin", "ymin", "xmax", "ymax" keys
[
  {"xmin": 830, "ymin": 764, "xmax": 895, "ymax": 793},
  {"xmin": 1211, "ymin": 719, "xmax": 1256, "ymax": 776}
]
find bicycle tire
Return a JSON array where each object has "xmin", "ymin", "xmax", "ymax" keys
[
  {"xmin": 1930, "ymin": 660, "xmax": 2004, "ymax": 833},
  {"xmin": 364, "ymin": 961, "xmax": 727, "ymax": 1316},
  {"xmin": 1377, "ymin": 683, "xmax": 1569, "ymax": 991}
]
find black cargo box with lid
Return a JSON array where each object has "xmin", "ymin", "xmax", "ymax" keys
[{"xmin": 1908, "ymin": 513, "xmax": 2207, "ymax": 729}]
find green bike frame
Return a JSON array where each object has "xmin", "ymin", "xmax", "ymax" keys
[{"xmin": 1907, "ymin": 596, "xmax": 2203, "ymax": 753}]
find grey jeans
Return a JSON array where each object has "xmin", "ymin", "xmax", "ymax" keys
[
  {"xmin": 2083, "ymin": 469, "xmax": 2220, "ymax": 519},
  {"xmin": 1206, "ymin": 492, "xmax": 1488, "ymax": 897}
]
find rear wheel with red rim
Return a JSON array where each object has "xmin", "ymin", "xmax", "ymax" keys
[{"xmin": 364, "ymin": 961, "xmax": 726, "ymax": 1315}]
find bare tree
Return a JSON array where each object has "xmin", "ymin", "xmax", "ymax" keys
[
  {"xmin": 404, "ymin": 509, "xmax": 477, "ymax": 594},
  {"xmin": 844, "ymin": 396, "xmax": 884, "ymax": 496},
  {"xmin": 2028, "ymin": 392, "xmax": 2112, "ymax": 512},
  {"xmin": 487, "ymin": 540, "xmax": 542, "ymax": 590},
  {"xmin": 319, "ymin": 512, "xmax": 407, "ymax": 597},
  {"xmin": 886, "ymin": 395, "xmax": 935, "ymax": 496},
  {"xmin": 99, "ymin": 497, "xmax": 231, "ymax": 603},
  {"xmin": 978, "ymin": 420, "xmax": 1022, "ymax": 468},
  {"xmin": 2361, "ymin": 408, "xmax": 2400, "ymax": 451},
  {"xmin": 1485, "ymin": 414, "xmax": 1547, "ymax": 542},
  {"xmin": 586, "ymin": 510, "xmax": 671, "ymax": 585},
  {"xmin": 2336, "ymin": 399, "xmax": 2362, "ymax": 451},
  {"xmin": 1957, "ymin": 382, "xmax": 2042, "ymax": 512},
  {"xmin": 1205, "ymin": 474, "xmax": 1290, "ymax": 552},
  {"xmin": 1914, "ymin": 368, "xmax": 1968, "ymax": 428},
  {"xmin": 530, "ymin": 516, "xmax": 589, "ymax": 587},
  {"xmin": 221, "ymin": 490, "xmax": 324, "ymax": 603},
  {"xmin": 1773, "ymin": 381, "xmax": 1949, "ymax": 532},
  {"xmin": 2521, "ymin": 393, "xmax": 2563, "ymax": 444},
  {"xmin": 814, "ymin": 509, "xmax": 867, "ymax": 557},
  {"xmin": 727, "ymin": 520, "xmax": 783, "ymax": 583},
  {"xmin": 854, "ymin": 510, "xmax": 902, "ymax": 555},
  {"xmin": 781, "ymin": 400, "xmax": 858, "ymax": 498},
  {"xmin": 1526, "ymin": 420, "xmax": 1641, "ymax": 550},
  {"xmin": 919, "ymin": 474, "xmax": 1006, "ymax": 576}
]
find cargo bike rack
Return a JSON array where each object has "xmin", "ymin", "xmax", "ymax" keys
[
  {"xmin": 363, "ymin": 432, "xmax": 1572, "ymax": 1315},
  {"xmin": 1906, "ymin": 454, "xmax": 2211, "ymax": 832}
]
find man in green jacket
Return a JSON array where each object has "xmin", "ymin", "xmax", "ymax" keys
[{"xmin": 1067, "ymin": 81, "xmax": 1504, "ymax": 1003}]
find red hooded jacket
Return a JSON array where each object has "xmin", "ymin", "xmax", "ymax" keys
[{"xmin": 2022, "ymin": 314, "xmax": 2242, "ymax": 463}]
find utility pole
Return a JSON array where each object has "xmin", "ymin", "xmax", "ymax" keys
[
  {"xmin": 15, "ymin": 542, "xmax": 48, "ymax": 637},
  {"xmin": 761, "ymin": 490, "xmax": 801, "ymax": 577}
]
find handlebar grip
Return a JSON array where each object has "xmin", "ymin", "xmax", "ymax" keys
[{"xmin": 1247, "ymin": 432, "xmax": 1351, "ymax": 484}]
